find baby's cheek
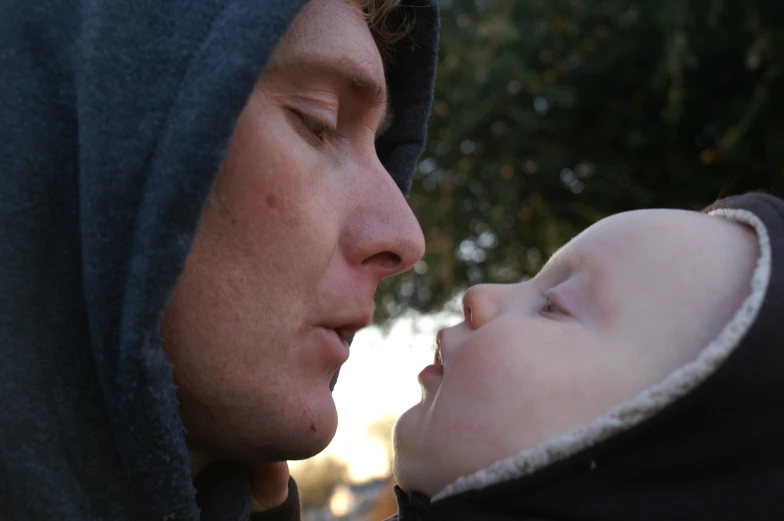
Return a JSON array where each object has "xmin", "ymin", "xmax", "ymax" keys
[
  {"xmin": 458, "ymin": 337, "xmax": 541, "ymax": 390},
  {"xmin": 442, "ymin": 343, "xmax": 538, "ymax": 430},
  {"xmin": 453, "ymin": 339, "xmax": 581, "ymax": 439},
  {"xmin": 426, "ymin": 355, "xmax": 549, "ymax": 475}
]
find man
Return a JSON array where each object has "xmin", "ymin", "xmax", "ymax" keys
[{"xmin": 0, "ymin": 0, "xmax": 438, "ymax": 520}]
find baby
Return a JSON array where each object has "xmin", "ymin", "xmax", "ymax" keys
[
  {"xmin": 390, "ymin": 192, "xmax": 784, "ymax": 520},
  {"xmin": 257, "ymin": 192, "xmax": 783, "ymax": 521}
]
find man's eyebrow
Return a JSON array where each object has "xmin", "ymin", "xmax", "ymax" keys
[{"xmin": 267, "ymin": 55, "xmax": 393, "ymax": 136}]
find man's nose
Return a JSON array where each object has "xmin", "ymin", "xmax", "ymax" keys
[
  {"xmin": 342, "ymin": 161, "xmax": 426, "ymax": 281},
  {"xmin": 461, "ymin": 284, "xmax": 509, "ymax": 329}
]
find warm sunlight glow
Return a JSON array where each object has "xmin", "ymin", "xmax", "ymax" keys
[{"xmin": 329, "ymin": 485, "xmax": 355, "ymax": 517}]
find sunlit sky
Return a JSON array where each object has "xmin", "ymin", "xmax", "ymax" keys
[{"xmin": 290, "ymin": 308, "xmax": 462, "ymax": 483}]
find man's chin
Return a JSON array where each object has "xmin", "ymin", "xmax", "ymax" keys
[
  {"xmin": 283, "ymin": 413, "xmax": 339, "ymax": 460},
  {"xmin": 186, "ymin": 403, "xmax": 338, "ymax": 472},
  {"xmin": 247, "ymin": 401, "xmax": 339, "ymax": 461},
  {"xmin": 190, "ymin": 429, "xmax": 337, "ymax": 475},
  {"xmin": 237, "ymin": 430, "xmax": 336, "ymax": 463}
]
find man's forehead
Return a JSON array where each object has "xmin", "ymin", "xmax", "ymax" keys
[
  {"xmin": 265, "ymin": 2, "xmax": 389, "ymax": 103},
  {"xmin": 275, "ymin": 0, "xmax": 384, "ymax": 75}
]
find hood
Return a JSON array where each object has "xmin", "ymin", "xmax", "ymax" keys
[
  {"xmin": 414, "ymin": 193, "xmax": 784, "ymax": 521},
  {"xmin": 0, "ymin": 1, "xmax": 438, "ymax": 520}
]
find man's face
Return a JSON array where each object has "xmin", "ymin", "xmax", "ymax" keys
[
  {"xmin": 393, "ymin": 209, "xmax": 758, "ymax": 496},
  {"xmin": 161, "ymin": 0, "xmax": 425, "ymax": 469}
]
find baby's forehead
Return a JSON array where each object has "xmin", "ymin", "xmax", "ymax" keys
[
  {"xmin": 557, "ymin": 209, "xmax": 750, "ymax": 269},
  {"xmin": 577, "ymin": 209, "xmax": 716, "ymax": 246},
  {"xmin": 537, "ymin": 210, "xmax": 696, "ymax": 279},
  {"xmin": 538, "ymin": 208, "xmax": 758, "ymax": 325}
]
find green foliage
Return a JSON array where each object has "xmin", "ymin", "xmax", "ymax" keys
[{"xmin": 376, "ymin": 0, "xmax": 784, "ymax": 321}]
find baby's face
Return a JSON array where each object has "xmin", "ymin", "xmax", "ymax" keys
[{"xmin": 393, "ymin": 209, "xmax": 758, "ymax": 496}]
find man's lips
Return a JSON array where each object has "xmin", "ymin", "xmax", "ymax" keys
[
  {"xmin": 318, "ymin": 327, "xmax": 351, "ymax": 366},
  {"xmin": 324, "ymin": 324, "xmax": 363, "ymax": 346},
  {"xmin": 329, "ymin": 328, "xmax": 349, "ymax": 346},
  {"xmin": 317, "ymin": 321, "xmax": 366, "ymax": 362},
  {"xmin": 327, "ymin": 327, "xmax": 349, "ymax": 347},
  {"xmin": 323, "ymin": 315, "xmax": 368, "ymax": 342}
]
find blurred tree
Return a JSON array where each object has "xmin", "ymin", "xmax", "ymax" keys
[
  {"xmin": 368, "ymin": 477, "xmax": 400, "ymax": 521},
  {"xmin": 376, "ymin": 0, "xmax": 784, "ymax": 320},
  {"xmin": 290, "ymin": 455, "xmax": 349, "ymax": 507},
  {"xmin": 366, "ymin": 415, "xmax": 397, "ymax": 471}
]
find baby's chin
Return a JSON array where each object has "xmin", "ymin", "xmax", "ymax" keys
[
  {"xmin": 393, "ymin": 452, "xmax": 439, "ymax": 497},
  {"xmin": 393, "ymin": 448, "xmax": 468, "ymax": 498},
  {"xmin": 392, "ymin": 415, "xmax": 464, "ymax": 497},
  {"xmin": 392, "ymin": 410, "xmax": 427, "ymax": 492}
]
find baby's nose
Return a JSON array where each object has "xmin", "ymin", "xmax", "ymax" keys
[{"xmin": 461, "ymin": 284, "xmax": 508, "ymax": 329}]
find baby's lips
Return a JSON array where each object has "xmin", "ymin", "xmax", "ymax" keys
[{"xmin": 435, "ymin": 330, "xmax": 445, "ymax": 366}]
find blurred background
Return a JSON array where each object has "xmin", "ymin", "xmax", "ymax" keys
[{"xmin": 291, "ymin": 0, "xmax": 784, "ymax": 518}]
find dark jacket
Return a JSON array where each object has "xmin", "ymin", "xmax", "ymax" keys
[
  {"xmin": 0, "ymin": 1, "xmax": 438, "ymax": 520},
  {"xmin": 391, "ymin": 193, "xmax": 784, "ymax": 521}
]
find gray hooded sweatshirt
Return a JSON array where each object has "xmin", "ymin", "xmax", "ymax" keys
[{"xmin": 0, "ymin": 1, "xmax": 439, "ymax": 519}]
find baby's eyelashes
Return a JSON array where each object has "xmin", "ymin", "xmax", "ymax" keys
[{"xmin": 540, "ymin": 294, "xmax": 565, "ymax": 316}]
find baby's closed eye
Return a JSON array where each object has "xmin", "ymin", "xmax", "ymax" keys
[{"xmin": 540, "ymin": 295, "xmax": 565, "ymax": 315}]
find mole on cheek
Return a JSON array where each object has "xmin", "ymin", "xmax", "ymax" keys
[{"xmin": 265, "ymin": 193, "xmax": 277, "ymax": 209}]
